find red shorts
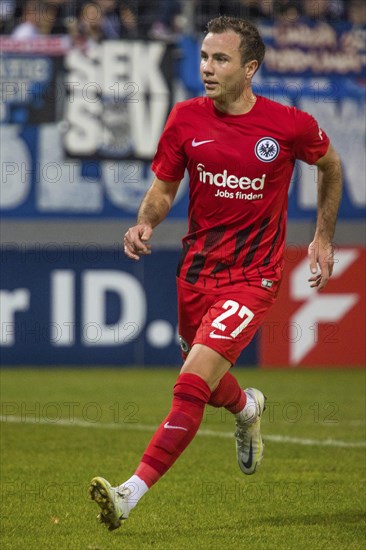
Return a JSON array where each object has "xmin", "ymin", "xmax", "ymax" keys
[{"xmin": 177, "ymin": 278, "xmax": 276, "ymax": 365}]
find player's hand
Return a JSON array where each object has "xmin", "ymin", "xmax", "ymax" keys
[
  {"xmin": 308, "ymin": 239, "xmax": 334, "ymax": 290},
  {"xmin": 124, "ymin": 224, "xmax": 153, "ymax": 260}
]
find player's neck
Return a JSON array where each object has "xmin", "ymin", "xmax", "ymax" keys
[{"xmin": 213, "ymin": 89, "xmax": 257, "ymax": 115}]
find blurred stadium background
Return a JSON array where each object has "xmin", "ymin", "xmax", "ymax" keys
[{"xmin": 1, "ymin": 0, "xmax": 365, "ymax": 369}]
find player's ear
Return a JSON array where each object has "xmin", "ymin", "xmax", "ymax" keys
[{"xmin": 245, "ymin": 60, "xmax": 258, "ymax": 79}]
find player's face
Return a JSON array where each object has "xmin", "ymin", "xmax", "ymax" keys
[{"xmin": 200, "ymin": 31, "xmax": 251, "ymax": 104}]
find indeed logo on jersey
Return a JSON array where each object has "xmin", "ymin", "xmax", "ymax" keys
[{"xmin": 197, "ymin": 163, "xmax": 265, "ymax": 200}]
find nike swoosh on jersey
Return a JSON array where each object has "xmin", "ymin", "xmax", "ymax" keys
[
  {"xmin": 209, "ymin": 330, "xmax": 232, "ymax": 340},
  {"xmin": 192, "ymin": 138, "xmax": 215, "ymax": 147},
  {"xmin": 164, "ymin": 422, "xmax": 188, "ymax": 431}
]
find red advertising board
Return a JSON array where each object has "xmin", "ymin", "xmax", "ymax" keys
[{"xmin": 260, "ymin": 247, "xmax": 365, "ymax": 367}]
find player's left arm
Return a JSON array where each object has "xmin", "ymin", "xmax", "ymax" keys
[{"xmin": 308, "ymin": 143, "xmax": 342, "ymax": 290}]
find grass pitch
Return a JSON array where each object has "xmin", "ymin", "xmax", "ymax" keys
[{"xmin": 0, "ymin": 367, "xmax": 365, "ymax": 550}]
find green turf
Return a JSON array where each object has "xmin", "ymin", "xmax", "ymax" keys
[{"xmin": 0, "ymin": 368, "xmax": 365, "ymax": 550}]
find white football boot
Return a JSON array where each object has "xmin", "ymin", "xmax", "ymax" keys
[
  {"xmin": 89, "ymin": 477, "xmax": 130, "ymax": 531},
  {"xmin": 235, "ymin": 387, "xmax": 266, "ymax": 475}
]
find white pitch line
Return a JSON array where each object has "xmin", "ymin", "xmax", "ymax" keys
[{"xmin": 0, "ymin": 415, "xmax": 365, "ymax": 449}]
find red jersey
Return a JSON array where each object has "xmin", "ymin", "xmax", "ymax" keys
[{"xmin": 152, "ymin": 95, "xmax": 329, "ymax": 293}]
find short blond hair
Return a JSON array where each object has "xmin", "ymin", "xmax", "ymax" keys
[{"xmin": 207, "ymin": 15, "xmax": 266, "ymax": 68}]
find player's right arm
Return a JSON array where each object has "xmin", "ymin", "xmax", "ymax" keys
[{"xmin": 123, "ymin": 177, "xmax": 181, "ymax": 260}]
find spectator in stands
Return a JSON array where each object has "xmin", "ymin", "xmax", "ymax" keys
[
  {"xmin": 274, "ymin": 1, "xmax": 302, "ymax": 23},
  {"xmin": 119, "ymin": 1, "xmax": 137, "ymax": 36},
  {"xmin": 301, "ymin": 0, "xmax": 344, "ymax": 22},
  {"xmin": 193, "ymin": 1, "xmax": 248, "ymax": 33},
  {"xmin": 69, "ymin": 1, "xmax": 104, "ymax": 45},
  {"xmin": 11, "ymin": 0, "xmax": 57, "ymax": 38},
  {"xmin": 148, "ymin": 0, "xmax": 182, "ymax": 39},
  {"xmin": 45, "ymin": 0, "xmax": 77, "ymax": 35},
  {"xmin": 226, "ymin": 1, "xmax": 274, "ymax": 20},
  {"xmin": 94, "ymin": 0, "xmax": 137, "ymax": 38},
  {"xmin": 0, "ymin": 0, "xmax": 15, "ymax": 33},
  {"xmin": 69, "ymin": 0, "xmax": 137, "ymax": 46},
  {"xmin": 132, "ymin": 0, "xmax": 181, "ymax": 39},
  {"xmin": 347, "ymin": 0, "xmax": 366, "ymax": 26},
  {"xmin": 193, "ymin": 1, "xmax": 300, "ymax": 31}
]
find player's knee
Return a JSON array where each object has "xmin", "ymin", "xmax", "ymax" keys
[
  {"xmin": 180, "ymin": 344, "xmax": 230, "ymax": 390},
  {"xmin": 179, "ymin": 364, "xmax": 219, "ymax": 391}
]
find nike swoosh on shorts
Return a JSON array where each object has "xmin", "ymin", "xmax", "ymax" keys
[{"xmin": 209, "ymin": 330, "xmax": 232, "ymax": 340}]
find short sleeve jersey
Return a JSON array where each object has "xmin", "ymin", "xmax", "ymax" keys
[{"xmin": 152, "ymin": 95, "xmax": 329, "ymax": 292}]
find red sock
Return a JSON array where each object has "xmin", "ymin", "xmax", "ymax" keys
[
  {"xmin": 208, "ymin": 371, "xmax": 246, "ymax": 414},
  {"xmin": 135, "ymin": 373, "xmax": 211, "ymax": 487}
]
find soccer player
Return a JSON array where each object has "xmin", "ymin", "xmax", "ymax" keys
[{"xmin": 89, "ymin": 15, "xmax": 342, "ymax": 530}]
